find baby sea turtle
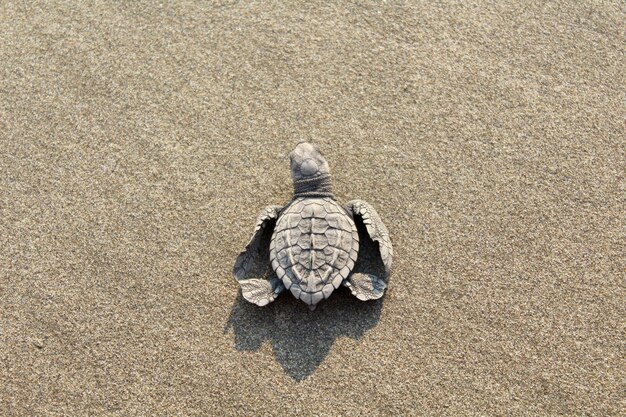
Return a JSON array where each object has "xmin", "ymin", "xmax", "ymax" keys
[{"xmin": 233, "ymin": 141, "xmax": 393, "ymax": 310}]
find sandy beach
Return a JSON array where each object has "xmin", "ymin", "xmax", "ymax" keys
[{"xmin": 1, "ymin": 1, "xmax": 624, "ymax": 415}]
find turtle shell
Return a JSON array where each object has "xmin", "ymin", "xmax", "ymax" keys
[{"xmin": 269, "ymin": 197, "xmax": 359, "ymax": 306}]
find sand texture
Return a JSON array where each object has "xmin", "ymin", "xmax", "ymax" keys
[{"xmin": 1, "ymin": 1, "xmax": 624, "ymax": 415}]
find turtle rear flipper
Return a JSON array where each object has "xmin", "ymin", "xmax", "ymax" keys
[
  {"xmin": 344, "ymin": 273, "xmax": 386, "ymax": 301},
  {"xmin": 233, "ymin": 205, "xmax": 285, "ymax": 306},
  {"xmin": 239, "ymin": 277, "xmax": 285, "ymax": 306}
]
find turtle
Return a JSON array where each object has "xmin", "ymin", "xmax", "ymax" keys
[{"xmin": 233, "ymin": 141, "xmax": 393, "ymax": 310}]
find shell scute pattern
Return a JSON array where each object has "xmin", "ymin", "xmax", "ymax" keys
[
  {"xmin": 274, "ymin": 233, "xmax": 288, "ymax": 252},
  {"xmin": 270, "ymin": 197, "xmax": 358, "ymax": 305},
  {"xmin": 325, "ymin": 213, "xmax": 353, "ymax": 231},
  {"xmin": 297, "ymin": 233, "xmax": 311, "ymax": 249}
]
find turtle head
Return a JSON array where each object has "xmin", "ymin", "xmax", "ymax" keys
[
  {"xmin": 289, "ymin": 141, "xmax": 330, "ymax": 181},
  {"xmin": 289, "ymin": 141, "xmax": 333, "ymax": 196}
]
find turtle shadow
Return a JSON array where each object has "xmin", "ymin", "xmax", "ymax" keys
[
  {"xmin": 224, "ymin": 289, "xmax": 383, "ymax": 381},
  {"xmin": 225, "ymin": 207, "xmax": 387, "ymax": 381}
]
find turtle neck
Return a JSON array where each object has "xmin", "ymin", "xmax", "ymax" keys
[{"xmin": 293, "ymin": 174, "xmax": 334, "ymax": 198}]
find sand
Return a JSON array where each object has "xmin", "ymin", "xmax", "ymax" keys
[{"xmin": 1, "ymin": 1, "xmax": 624, "ymax": 415}]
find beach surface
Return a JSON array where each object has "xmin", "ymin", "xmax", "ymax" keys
[{"xmin": 1, "ymin": 1, "xmax": 624, "ymax": 415}]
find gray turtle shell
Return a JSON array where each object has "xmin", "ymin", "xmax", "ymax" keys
[{"xmin": 269, "ymin": 197, "xmax": 359, "ymax": 306}]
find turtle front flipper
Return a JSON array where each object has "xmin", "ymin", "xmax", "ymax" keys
[
  {"xmin": 346, "ymin": 200, "xmax": 393, "ymax": 277},
  {"xmin": 346, "ymin": 200, "xmax": 393, "ymax": 301},
  {"xmin": 233, "ymin": 205, "xmax": 285, "ymax": 306}
]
